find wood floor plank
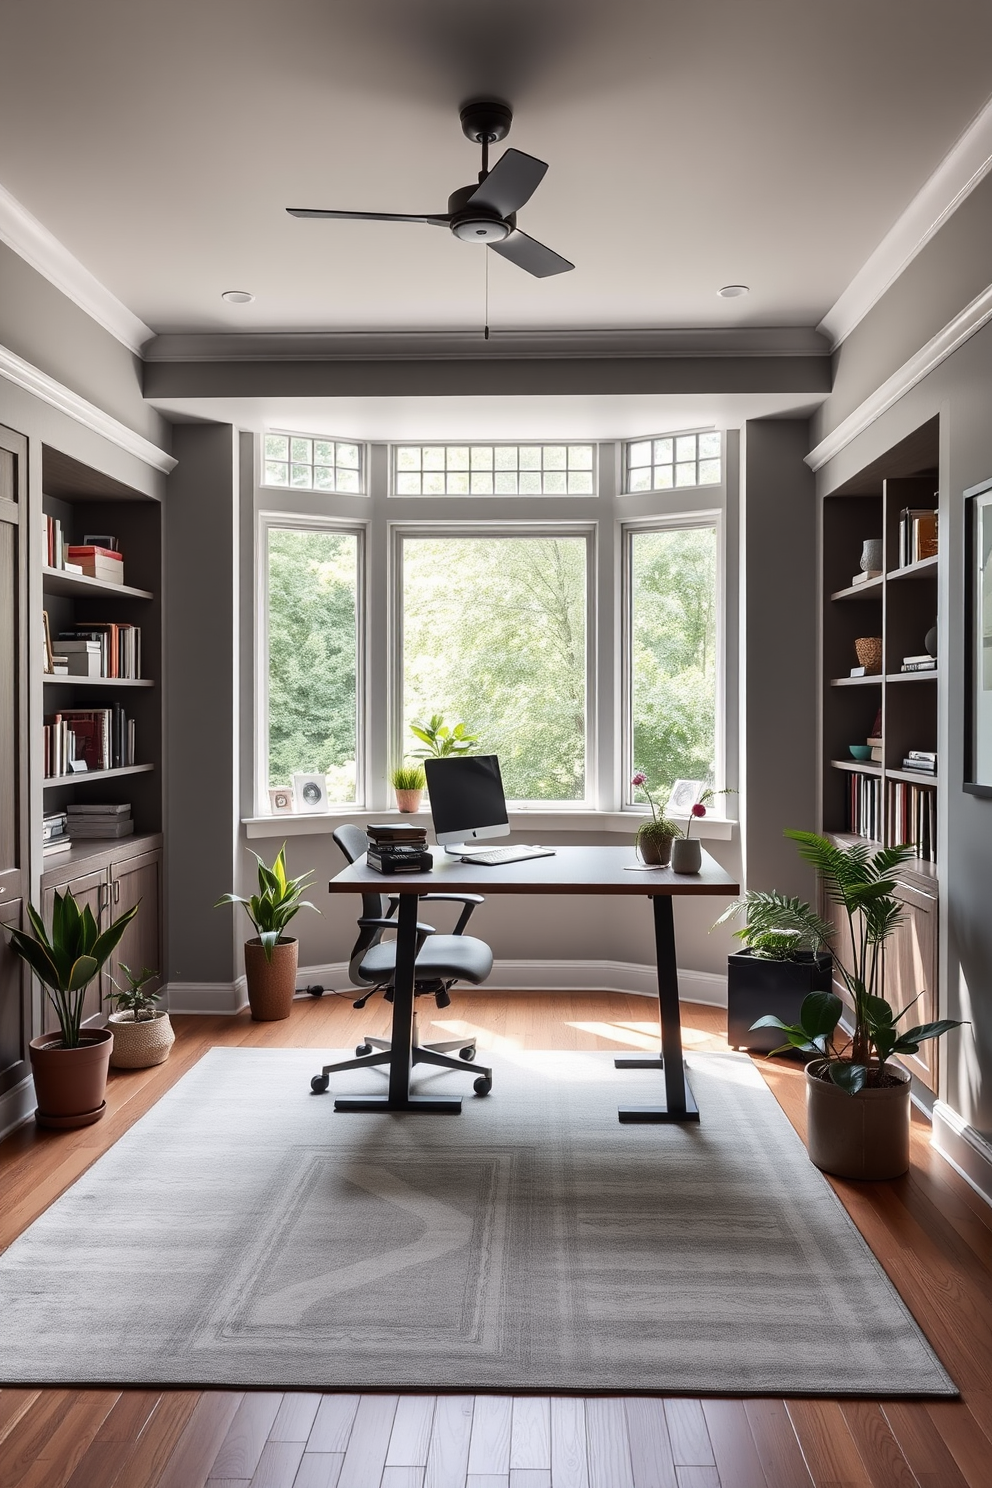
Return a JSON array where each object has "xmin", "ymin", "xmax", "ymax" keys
[
  {"xmin": 0, "ymin": 1389, "xmax": 41, "ymax": 1449},
  {"xmin": 923, "ymin": 1401, "xmax": 992, "ymax": 1488},
  {"xmin": 509, "ymin": 1471, "xmax": 551, "ymax": 1488},
  {"xmin": 468, "ymin": 1395, "xmax": 513, "ymax": 1476},
  {"xmin": 424, "ymin": 1395, "xmax": 475, "ymax": 1488},
  {"xmin": 209, "ymin": 1392, "xmax": 283, "ymax": 1481},
  {"xmin": 741, "ymin": 1400, "xmax": 814, "ymax": 1488},
  {"xmin": 97, "ymin": 1392, "xmax": 200, "ymax": 1488},
  {"xmin": 785, "ymin": 1400, "xmax": 873, "ymax": 1488},
  {"xmin": 700, "ymin": 1400, "xmax": 767, "ymax": 1488},
  {"xmin": 550, "ymin": 1396, "xmax": 589, "ymax": 1488},
  {"xmin": 465, "ymin": 1476, "xmax": 508, "ymax": 1488},
  {"xmin": 381, "ymin": 1468, "xmax": 426, "ymax": 1488},
  {"xmin": 387, "ymin": 1397, "xmax": 437, "ymax": 1467},
  {"xmin": 154, "ymin": 1390, "xmax": 245, "ymax": 1488},
  {"xmin": 0, "ymin": 1391, "xmax": 79, "ymax": 1487},
  {"xmin": 93, "ymin": 1388, "xmax": 162, "ymax": 1442},
  {"xmin": 269, "ymin": 1392, "xmax": 321, "ymax": 1442},
  {"xmin": 336, "ymin": 1394, "xmax": 398, "ymax": 1488},
  {"xmin": 586, "ymin": 1397, "xmax": 635, "ymax": 1488},
  {"xmin": 510, "ymin": 1397, "xmax": 550, "ymax": 1471},
  {"xmin": 307, "ymin": 1395, "xmax": 361, "ymax": 1454},
  {"xmin": 291, "ymin": 1453, "xmax": 345, "ymax": 1488},
  {"xmin": 881, "ymin": 1401, "xmax": 970, "ymax": 1488},
  {"xmin": 247, "ymin": 1439, "xmax": 307, "ymax": 1488},
  {"xmin": 674, "ymin": 1468, "xmax": 721, "ymax": 1488},
  {"xmin": 839, "ymin": 1403, "xmax": 919, "ymax": 1488},
  {"xmin": 63, "ymin": 1438, "xmax": 148, "ymax": 1488},
  {"xmin": 664, "ymin": 1402, "xmax": 714, "ymax": 1467},
  {"xmin": 622, "ymin": 1397, "xmax": 678, "ymax": 1488},
  {"xmin": 15, "ymin": 1393, "xmax": 119, "ymax": 1488}
]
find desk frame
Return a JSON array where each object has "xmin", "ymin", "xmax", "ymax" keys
[{"xmin": 322, "ymin": 847, "xmax": 738, "ymax": 1123}]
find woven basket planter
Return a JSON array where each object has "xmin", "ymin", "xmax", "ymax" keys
[
  {"xmin": 108, "ymin": 1010, "xmax": 175, "ymax": 1068},
  {"xmin": 854, "ymin": 636, "xmax": 883, "ymax": 673}
]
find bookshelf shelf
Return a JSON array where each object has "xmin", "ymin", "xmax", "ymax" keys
[
  {"xmin": 887, "ymin": 555, "xmax": 938, "ymax": 582},
  {"xmin": 830, "ymin": 675, "xmax": 884, "ymax": 687},
  {"xmin": 41, "ymin": 566, "xmax": 153, "ymax": 600},
  {"xmin": 885, "ymin": 671, "xmax": 937, "ymax": 683},
  {"xmin": 886, "ymin": 767, "xmax": 938, "ymax": 785},
  {"xmin": 42, "ymin": 763, "xmax": 155, "ymax": 789},
  {"xmin": 42, "ymin": 676, "xmax": 154, "ymax": 688},
  {"xmin": 829, "ymin": 759, "xmax": 881, "ymax": 775},
  {"xmin": 830, "ymin": 576, "xmax": 884, "ymax": 601}
]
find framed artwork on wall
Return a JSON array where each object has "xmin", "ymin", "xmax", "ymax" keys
[{"xmin": 964, "ymin": 478, "xmax": 992, "ymax": 796}]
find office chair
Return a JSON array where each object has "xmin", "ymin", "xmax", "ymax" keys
[{"xmin": 313, "ymin": 824, "xmax": 494, "ymax": 1095}]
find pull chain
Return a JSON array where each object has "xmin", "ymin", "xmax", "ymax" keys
[{"xmin": 484, "ymin": 249, "xmax": 490, "ymax": 341}]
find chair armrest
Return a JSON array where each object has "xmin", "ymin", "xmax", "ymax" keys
[
  {"xmin": 358, "ymin": 916, "xmax": 436, "ymax": 936},
  {"xmin": 419, "ymin": 892, "xmax": 485, "ymax": 936}
]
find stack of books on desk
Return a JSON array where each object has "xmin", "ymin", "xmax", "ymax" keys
[{"xmin": 365, "ymin": 822, "xmax": 432, "ymax": 874}]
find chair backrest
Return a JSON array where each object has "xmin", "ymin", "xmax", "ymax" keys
[{"xmin": 332, "ymin": 825, "xmax": 391, "ymax": 987}]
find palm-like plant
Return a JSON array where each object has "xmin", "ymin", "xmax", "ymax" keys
[
  {"xmin": 715, "ymin": 889, "xmax": 832, "ymax": 960},
  {"xmin": 215, "ymin": 845, "xmax": 318, "ymax": 961},
  {"xmin": 409, "ymin": 715, "xmax": 479, "ymax": 759},
  {"xmin": 6, "ymin": 890, "xmax": 139, "ymax": 1047},
  {"xmin": 743, "ymin": 831, "xmax": 964, "ymax": 1093}
]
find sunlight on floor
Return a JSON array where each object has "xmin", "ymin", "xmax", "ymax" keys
[
  {"xmin": 566, "ymin": 1019, "xmax": 723, "ymax": 1050},
  {"xmin": 429, "ymin": 1018, "xmax": 522, "ymax": 1052}
]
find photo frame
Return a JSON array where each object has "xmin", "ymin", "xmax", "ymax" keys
[
  {"xmin": 268, "ymin": 787, "xmax": 295, "ymax": 815},
  {"xmin": 965, "ymin": 479, "xmax": 992, "ymax": 796},
  {"xmin": 292, "ymin": 772, "xmax": 328, "ymax": 813},
  {"xmin": 665, "ymin": 778, "xmax": 706, "ymax": 816}
]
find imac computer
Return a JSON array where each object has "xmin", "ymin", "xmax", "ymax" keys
[{"xmin": 424, "ymin": 756, "xmax": 555, "ymax": 865}]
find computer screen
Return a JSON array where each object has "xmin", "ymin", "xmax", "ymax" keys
[{"xmin": 424, "ymin": 755, "xmax": 510, "ymax": 848}]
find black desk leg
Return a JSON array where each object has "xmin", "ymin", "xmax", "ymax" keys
[
  {"xmin": 334, "ymin": 891, "xmax": 462, "ymax": 1114},
  {"xmin": 616, "ymin": 893, "xmax": 699, "ymax": 1123}
]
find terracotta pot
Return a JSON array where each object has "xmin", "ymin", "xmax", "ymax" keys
[
  {"xmin": 395, "ymin": 788, "xmax": 423, "ymax": 813},
  {"xmin": 636, "ymin": 828, "xmax": 675, "ymax": 866},
  {"xmin": 108, "ymin": 1010, "xmax": 175, "ymax": 1068},
  {"xmin": 671, "ymin": 837, "xmax": 702, "ymax": 874},
  {"xmin": 805, "ymin": 1058, "xmax": 911, "ymax": 1179},
  {"xmin": 29, "ymin": 1028, "xmax": 114, "ymax": 1129},
  {"xmin": 243, "ymin": 937, "xmax": 298, "ymax": 1021}
]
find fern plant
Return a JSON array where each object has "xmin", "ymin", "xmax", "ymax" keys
[
  {"xmin": 215, "ymin": 846, "xmax": 319, "ymax": 962},
  {"xmin": 715, "ymin": 889, "xmax": 832, "ymax": 958}
]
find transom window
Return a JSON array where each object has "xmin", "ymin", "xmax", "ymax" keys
[
  {"xmin": 625, "ymin": 432, "xmax": 721, "ymax": 492},
  {"xmin": 393, "ymin": 443, "xmax": 595, "ymax": 496},
  {"xmin": 262, "ymin": 434, "xmax": 363, "ymax": 493}
]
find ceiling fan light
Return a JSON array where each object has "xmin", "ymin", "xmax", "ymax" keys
[
  {"xmin": 221, "ymin": 289, "xmax": 255, "ymax": 304},
  {"xmin": 451, "ymin": 216, "xmax": 511, "ymax": 243},
  {"xmin": 717, "ymin": 284, "xmax": 749, "ymax": 299}
]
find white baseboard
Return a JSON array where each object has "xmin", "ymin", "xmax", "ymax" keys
[
  {"xmin": 0, "ymin": 1077, "xmax": 37, "ymax": 1143},
  {"xmin": 161, "ymin": 962, "xmax": 728, "ymax": 1013},
  {"xmin": 932, "ymin": 1100, "xmax": 992, "ymax": 1211}
]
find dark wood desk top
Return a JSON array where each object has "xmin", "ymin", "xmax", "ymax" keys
[{"xmin": 328, "ymin": 845, "xmax": 739, "ymax": 897}]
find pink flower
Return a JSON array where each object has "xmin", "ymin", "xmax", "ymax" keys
[
  {"xmin": 686, "ymin": 800, "xmax": 707, "ymax": 838},
  {"xmin": 631, "ymin": 771, "xmax": 647, "ymax": 787}
]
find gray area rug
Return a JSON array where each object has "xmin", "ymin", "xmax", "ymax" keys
[{"xmin": 0, "ymin": 1048, "xmax": 955, "ymax": 1395}]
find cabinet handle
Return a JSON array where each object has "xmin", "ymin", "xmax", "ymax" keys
[{"xmin": 113, "ymin": 878, "xmax": 120, "ymax": 904}]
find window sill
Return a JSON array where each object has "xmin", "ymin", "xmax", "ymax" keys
[{"xmin": 243, "ymin": 809, "xmax": 736, "ymax": 841}]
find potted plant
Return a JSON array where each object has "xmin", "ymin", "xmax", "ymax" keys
[
  {"xmin": 409, "ymin": 714, "xmax": 479, "ymax": 758},
  {"xmin": 5, "ymin": 889, "xmax": 139, "ymax": 1128},
  {"xmin": 390, "ymin": 761, "xmax": 427, "ymax": 812},
  {"xmin": 215, "ymin": 846, "xmax": 319, "ymax": 1021},
  {"xmin": 714, "ymin": 890, "xmax": 833, "ymax": 1054},
  {"xmin": 748, "ymin": 831, "xmax": 966, "ymax": 1179},
  {"xmin": 670, "ymin": 786, "xmax": 734, "ymax": 873},
  {"xmin": 630, "ymin": 772, "xmax": 681, "ymax": 866},
  {"xmin": 106, "ymin": 963, "xmax": 174, "ymax": 1069}
]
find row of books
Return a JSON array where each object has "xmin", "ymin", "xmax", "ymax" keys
[
  {"xmin": 901, "ymin": 749, "xmax": 936, "ymax": 776},
  {"xmin": 43, "ymin": 705, "xmax": 136, "ymax": 779},
  {"xmin": 848, "ymin": 773, "xmax": 882, "ymax": 842},
  {"xmin": 54, "ymin": 623, "xmax": 142, "ymax": 679},
  {"xmin": 42, "ymin": 810, "xmax": 70, "ymax": 857},
  {"xmin": 66, "ymin": 803, "xmax": 134, "ymax": 839},
  {"xmin": 44, "ymin": 522, "xmax": 125, "ymax": 584},
  {"xmin": 897, "ymin": 506, "xmax": 938, "ymax": 569},
  {"xmin": 889, "ymin": 781, "xmax": 937, "ymax": 863}
]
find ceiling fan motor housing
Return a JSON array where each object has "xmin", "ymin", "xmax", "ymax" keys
[
  {"xmin": 447, "ymin": 185, "xmax": 512, "ymax": 242},
  {"xmin": 459, "ymin": 101, "xmax": 512, "ymax": 144}
]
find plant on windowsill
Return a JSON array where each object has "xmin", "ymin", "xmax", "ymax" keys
[
  {"xmin": 215, "ymin": 846, "xmax": 319, "ymax": 1022},
  {"xmin": 105, "ymin": 963, "xmax": 174, "ymax": 1069},
  {"xmin": 630, "ymin": 772, "xmax": 681, "ymax": 866},
  {"xmin": 729, "ymin": 831, "xmax": 966, "ymax": 1179},
  {"xmin": 409, "ymin": 714, "xmax": 479, "ymax": 759},
  {"xmin": 390, "ymin": 762, "xmax": 427, "ymax": 813},
  {"xmin": 4, "ymin": 889, "xmax": 139, "ymax": 1128}
]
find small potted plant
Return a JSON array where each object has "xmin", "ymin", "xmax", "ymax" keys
[
  {"xmin": 630, "ymin": 772, "xmax": 681, "ymax": 866},
  {"xmin": 713, "ymin": 890, "xmax": 833, "ymax": 1053},
  {"xmin": 670, "ymin": 786, "xmax": 734, "ymax": 873},
  {"xmin": 747, "ymin": 831, "xmax": 966, "ymax": 1179},
  {"xmin": 5, "ymin": 889, "xmax": 139, "ymax": 1127},
  {"xmin": 409, "ymin": 714, "xmax": 479, "ymax": 758},
  {"xmin": 390, "ymin": 761, "xmax": 427, "ymax": 812},
  {"xmin": 106, "ymin": 963, "xmax": 174, "ymax": 1068},
  {"xmin": 215, "ymin": 846, "xmax": 319, "ymax": 1021}
]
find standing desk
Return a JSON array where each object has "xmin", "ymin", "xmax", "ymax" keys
[{"xmin": 323, "ymin": 845, "xmax": 739, "ymax": 1123}]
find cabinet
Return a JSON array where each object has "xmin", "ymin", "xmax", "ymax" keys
[
  {"xmin": 820, "ymin": 417, "xmax": 941, "ymax": 1089},
  {"xmin": 1, "ymin": 424, "xmax": 28, "ymax": 1095}
]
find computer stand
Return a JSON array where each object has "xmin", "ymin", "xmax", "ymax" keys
[{"xmin": 615, "ymin": 894, "xmax": 699, "ymax": 1123}]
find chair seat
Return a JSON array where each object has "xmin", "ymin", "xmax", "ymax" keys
[{"xmin": 359, "ymin": 933, "xmax": 493, "ymax": 987}]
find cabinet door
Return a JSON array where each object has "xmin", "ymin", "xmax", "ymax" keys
[
  {"xmin": 40, "ymin": 868, "xmax": 108, "ymax": 1032},
  {"xmin": 0, "ymin": 427, "xmax": 27, "ymax": 912},
  {"xmin": 0, "ymin": 897, "xmax": 28, "ymax": 1095},
  {"xmin": 884, "ymin": 879, "xmax": 938, "ymax": 1089},
  {"xmin": 108, "ymin": 850, "xmax": 162, "ymax": 996}
]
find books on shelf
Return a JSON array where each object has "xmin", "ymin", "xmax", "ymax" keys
[
  {"xmin": 870, "ymin": 745, "xmax": 883, "ymax": 762},
  {"xmin": 900, "ymin": 659, "xmax": 936, "ymax": 672},
  {"xmin": 43, "ymin": 704, "xmax": 136, "ymax": 778},
  {"xmin": 898, "ymin": 507, "xmax": 938, "ymax": 568},
  {"xmin": 848, "ymin": 772, "xmax": 881, "ymax": 841},
  {"xmin": 65, "ymin": 545, "xmax": 125, "ymax": 584},
  {"xmin": 56, "ymin": 624, "xmax": 141, "ymax": 679},
  {"xmin": 66, "ymin": 803, "xmax": 134, "ymax": 839},
  {"xmin": 901, "ymin": 758, "xmax": 936, "ymax": 775},
  {"xmin": 888, "ymin": 779, "xmax": 937, "ymax": 863}
]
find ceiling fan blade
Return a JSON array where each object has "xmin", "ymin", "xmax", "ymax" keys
[
  {"xmin": 287, "ymin": 208, "xmax": 449, "ymax": 226},
  {"xmin": 467, "ymin": 149, "xmax": 548, "ymax": 217},
  {"xmin": 489, "ymin": 230, "xmax": 574, "ymax": 278}
]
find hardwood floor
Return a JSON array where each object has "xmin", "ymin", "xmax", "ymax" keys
[{"xmin": 1, "ymin": 990, "xmax": 990, "ymax": 1488}]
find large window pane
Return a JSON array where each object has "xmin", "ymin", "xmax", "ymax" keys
[
  {"xmin": 629, "ymin": 526, "xmax": 717, "ymax": 796},
  {"xmin": 402, "ymin": 536, "xmax": 587, "ymax": 801},
  {"xmin": 267, "ymin": 528, "xmax": 359, "ymax": 802}
]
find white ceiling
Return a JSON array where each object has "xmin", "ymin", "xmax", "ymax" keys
[{"xmin": 3, "ymin": 0, "xmax": 992, "ymax": 342}]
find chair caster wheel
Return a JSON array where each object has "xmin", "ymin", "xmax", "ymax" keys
[
  {"xmin": 356, "ymin": 1043, "xmax": 372, "ymax": 1057},
  {"xmin": 311, "ymin": 1075, "xmax": 330, "ymax": 1094},
  {"xmin": 459, "ymin": 1045, "xmax": 477, "ymax": 1061},
  {"xmin": 473, "ymin": 1076, "xmax": 492, "ymax": 1096}
]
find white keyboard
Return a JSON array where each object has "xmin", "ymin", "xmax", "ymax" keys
[{"xmin": 461, "ymin": 845, "xmax": 556, "ymax": 866}]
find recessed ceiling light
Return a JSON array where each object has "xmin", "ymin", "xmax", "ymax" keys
[
  {"xmin": 717, "ymin": 284, "xmax": 749, "ymax": 299},
  {"xmin": 221, "ymin": 289, "xmax": 255, "ymax": 304}
]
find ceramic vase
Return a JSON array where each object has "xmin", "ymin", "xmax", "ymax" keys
[
  {"xmin": 671, "ymin": 837, "xmax": 702, "ymax": 874},
  {"xmin": 860, "ymin": 538, "xmax": 883, "ymax": 573}
]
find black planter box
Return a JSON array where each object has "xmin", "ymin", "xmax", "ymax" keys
[{"xmin": 727, "ymin": 949, "xmax": 833, "ymax": 1054}]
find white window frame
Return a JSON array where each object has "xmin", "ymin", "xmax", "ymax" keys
[
  {"xmin": 622, "ymin": 428, "xmax": 723, "ymax": 495},
  {"xmin": 256, "ymin": 510, "xmax": 369, "ymax": 812},
  {"xmin": 389, "ymin": 520, "xmax": 598, "ymax": 806},
  {"xmin": 390, "ymin": 441, "xmax": 599, "ymax": 498},
  {"xmin": 260, "ymin": 429, "xmax": 368, "ymax": 495}
]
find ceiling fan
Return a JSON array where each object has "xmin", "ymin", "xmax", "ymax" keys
[{"xmin": 287, "ymin": 101, "xmax": 574, "ymax": 278}]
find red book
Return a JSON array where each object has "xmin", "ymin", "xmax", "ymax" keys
[{"xmin": 66, "ymin": 545, "xmax": 122, "ymax": 562}]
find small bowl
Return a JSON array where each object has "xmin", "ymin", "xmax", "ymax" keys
[{"xmin": 849, "ymin": 744, "xmax": 872, "ymax": 761}]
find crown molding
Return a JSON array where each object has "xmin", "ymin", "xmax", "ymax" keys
[
  {"xmin": 0, "ymin": 182, "xmax": 153, "ymax": 356},
  {"xmin": 806, "ymin": 281, "xmax": 992, "ymax": 472},
  {"xmin": 143, "ymin": 326, "xmax": 830, "ymax": 363},
  {"xmin": 819, "ymin": 94, "xmax": 992, "ymax": 351},
  {"xmin": 0, "ymin": 343, "xmax": 177, "ymax": 473}
]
